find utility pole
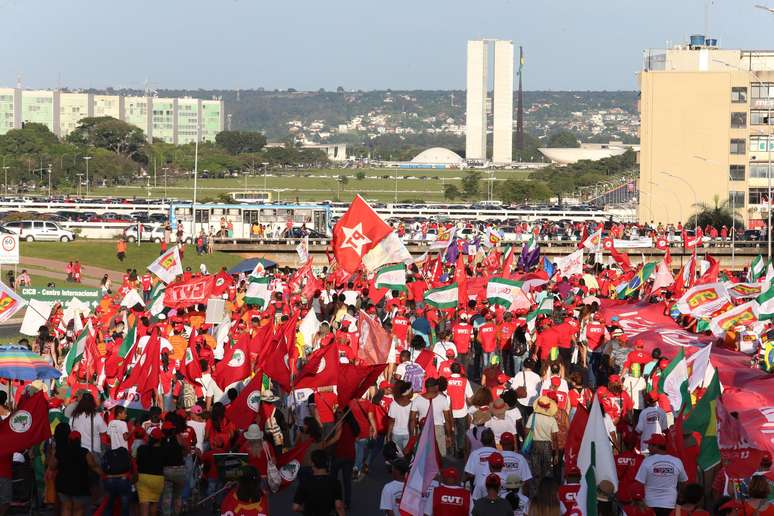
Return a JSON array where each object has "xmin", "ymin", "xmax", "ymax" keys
[{"xmin": 83, "ymin": 156, "xmax": 92, "ymax": 197}]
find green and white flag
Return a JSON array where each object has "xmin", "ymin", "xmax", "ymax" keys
[
  {"xmin": 766, "ymin": 261, "xmax": 774, "ymax": 289},
  {"xmin": 63, "ymin": 321, "xmax": 93, "ymax": 376},
  {"xmin": 374, "ymin": 263, "xmax": 407, "ymax": 292},
  {"xmin": 148, "ymin": 282, "xmax": 166, "ymax": 319},
  {"xmin": 749, "ymin": 255, "xmax": 766, "ymax": 282},
  {"xmin": 757, "ymin": 282, "xmax": 774, "ymax": 321},
  {"xmin": 118, "ymin": 318, "xmax": 138, "ymax": 359},
  {"xmin": 658, "ymin": 348, "xmax": 691, "ymax": 413},
  {"xmin": 424, "ymin": 283, "xmax": 458, "ymax": 309},
  {"xmin": 245, "ymin": 276, "xmax": 272, "ymax": 308},
  {"xmin": 526, "ymin": 296, "xmax": 554, "ymax": 331},
  {"xmin": 487, "ymin": 277, "xmax": 524, "ymax": 308},
  {"xmin": 577, "ymin": 396, "xmax": 618, "ymax": 516}
]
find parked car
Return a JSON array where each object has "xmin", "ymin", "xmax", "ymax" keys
[
  {"xmin": 123, "ymin": 223, "xmax": 191, "ymax": 244},
  {"xmin": 2, "ymin": 220, "xmax": 75, "ymax": 242}
]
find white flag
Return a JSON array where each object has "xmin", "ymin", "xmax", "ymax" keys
[
  {"xmin": 577, "ymin": 396, "xmax": 618, "ymax": 515},
  {"xmin": 147, "ymin": 246, "xmax": 183, "ymax": 284},
  {"xmin": 555, "ymin": 249, "xmax": 584, "ymax": 278},
  {"xmin": 687, "ymin": 345, "xmax": 715, "ymax": 392}
]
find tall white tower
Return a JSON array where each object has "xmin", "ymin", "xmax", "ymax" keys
[
  {"xmin": 465, "ymin": 40, "xmax": 488, "ymax": 161},
  {"xmin": 492, "ymin": 40, "xmax": 514, "ymax": 164},
  {"xmin": 465, "ymin": 39, "xmax": 514, "ymax": 164}
]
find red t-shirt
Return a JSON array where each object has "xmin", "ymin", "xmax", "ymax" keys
[
  {"xmin": 534, "ymin": 328, "xmax": 559, "ymax": 360},
  {"xmin": 553, "ymin": 322, "xmax": 574, "ymax": 349},
  {"xmin": 452, "ymin": 323, "xmax": 473, "ymax": 354},
  {"xmin": 558, "ymin": 483, "xmax": 580, "ymax": 512},
  {"xmin": 478, "ymin": 322, "xmax": 497, "ymax": 353},
  {"xmin": 432, "ymin": 485, "xmax": 470, "ymax": 516},
  {"xmin": 615, "ymin": 449, "xmax": 645, "ymax": 502},
  {"xmin": 392, "ymin": 316, "xmax": 410, "ymax": 343},
  {"xmin": 586, "ymin": 322, "xmax": 606, "ymax": 351},
  {"xmin": 497, "ymin": 321, "xmax": 517, "ymax": 350}
]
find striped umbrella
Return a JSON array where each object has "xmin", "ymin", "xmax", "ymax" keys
[{"xmin": 0, "ymin": 345, "xmax": 61, "ymax": 380}]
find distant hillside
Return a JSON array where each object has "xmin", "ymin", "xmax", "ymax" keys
[{"xmin": 79, "ymin": 88, "xmax": 639, "ymax": 144}]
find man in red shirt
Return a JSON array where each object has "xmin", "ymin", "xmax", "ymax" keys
[
  {"xmin": 585, "ymin": 313, "xmax": 608, "ymax": 388},
  {"xmin": 446, "ymin": 362, "xmax": 473, "ymax": 457},
  {"xmin": 533, "ymin": 325, "xmax": 560, "ymax": 363},
  {"xmin": 451, "ymin": 314, "xmax": 473, "ymax": 376},
  {"xmin": 477, "ymin": 313, "xmax": 497, "ymax": 377},
  {"xmin": 497, "ymin": 312, "xmax": 518, "ymax": 376},
  {"xmin": 391, "ymin": 310, "xmax": 411, "ymax": 350},
  {"xmin": 431, "ymin": 467, "xmax": 470, "ymax": 516},
  {"xmin": 553, "ymin": 317, "xmax": 577, "ymax": 365}
]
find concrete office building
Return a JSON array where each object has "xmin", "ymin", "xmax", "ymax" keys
[
  {"xmin": 465, "ymin": 39, "xmax": 514, "ymax": 164},
  {"xmin": 640, "ymin": 36, "xmax": 774, "ymax": 227},
  {"xmin": 0, "ymin": 88, "xmax": 224, "ymax": 144}
]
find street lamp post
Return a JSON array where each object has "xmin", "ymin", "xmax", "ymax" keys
[
  {"xmin": 47, "ymin": 164, "xmax": 52, "ymax": 198},
  {"xmin": 82, "ymin": 156, "xmax": 92, "ymax": 197},
  {"xmin": 76, "ymin": 173, "xmax": 84, "ymax": 197},
  {"xmin": 191, "ymin": 135, "xmax": 199, "ymax": 238}
]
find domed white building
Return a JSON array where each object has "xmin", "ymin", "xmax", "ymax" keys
[{"xmin": 410, "ymin": 147, "xmax": 465, "ymax": 166}]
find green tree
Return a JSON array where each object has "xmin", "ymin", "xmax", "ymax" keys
[
  {"xmin": 689, "ymin": 195, "xmax": 742, "ymax": 230},
  {"xmin": 355, "ymin": 171, "xmax": 366, "ymax": 180},
  {"xmin": 546, "ymin": 130, "xmax": 580, "ymax": 148},
  {"xmin": 461, "ymin": 171, "xmax": 481, "ymax": 199},
  {"xmin": 338, "ymin": 174, "xmax": 349, "ymax": 185},
  {"xmin": 215, "ymin": 130, "xmax": 267, "ymax": 155},
  {"xmin": 0, "ymin": 123, "xmax": 59, "ymax": 155},
  {"xmin": 67, "ymin": 117, "xmax": 146, "ymax": 160},
  {"xmin": 444, "ymin": 184, "xmax": 460, "ymax": 200},
  {"xmin": 500, "ymin": 179, "xmax": 552, "ymax": 204}
]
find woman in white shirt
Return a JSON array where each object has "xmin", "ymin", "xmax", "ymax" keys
[{"xmin": 69, "ymin": 393, "xmax": 108, "ymax": 458}]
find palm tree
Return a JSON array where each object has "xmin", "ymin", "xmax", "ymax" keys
[{"xmin": 689, "ymin": 194, "xmax": 743, "ymax": 230}]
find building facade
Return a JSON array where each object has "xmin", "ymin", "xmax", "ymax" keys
[
  {"xmin": 465, "ymin": 39, "xmax": 514, "ymax": 165},
  {"xmin": 0, "ymin": 88, "xmax": 224, "ymax": 144},
  {"xmin": 639, "ymin": 38, "xmax": 774, "ymax": 227}
]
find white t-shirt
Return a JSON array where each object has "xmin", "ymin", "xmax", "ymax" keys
[
  {"xmin": 634, "ymin": 454, "xmax": 688, "ymax": 509},
  {"xmin": 106, "ymin": 419, "xmax": 128, "ymax": 450},
  {"xmin": 471, "ymin": 470, "xmax": 509, "ymax": 500},
  {"xmin": 501, "ymin": 450, "xmax": 532, "ymax": 482},
  {"xmin": 187, "ymin": 420, "xmax": 206, "ymax": 452},
  {"xmin": 70, "ymin": 412, "xmax": 108, "ymax": 454},
  {"xmin": 636, "ymin": 406, "xmax": 668, "ymax": 451},
  {"xmin": 388, "ymin": 401, "xmax": 412, "ymax": 435},
  {"xmin": 504, "ymin": 407, "xmax": 522, "ymax": 429},
  {"xmin": 432, "ymin": 341, "xmax": 457, "ymax": 362},
  {"xmin": 512, "ymin": 370, "xmax": 542, "ymax": 406},
  {"xmin": 410, "ymin": 394, "xmax": 450, "ymax": 424},
  {"xmin": 464, "ymin": 445, "xmax": 498, "ymax": 477},
  {"xmin": 342, "ymin": 290, "xmax": 359, "ymax": 307},
  {"xmin": 379, "ymin": 480, "xmax": 404, "ymax": 516},
  {"xmin": 484, "ymin": 417, "xmax": 517, "ymax": 444},
  {"xmin": 538, "ymin": 377, "xmax": 569, "ymax": 394},
  {"xmin": 201, "ymin": 373, "xmax": 224, "ymax": 401}
]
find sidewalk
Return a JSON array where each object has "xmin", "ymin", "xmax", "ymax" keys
[{"xmin": 19, "ymin": 256, "xmax": 124, "ymax": 285}]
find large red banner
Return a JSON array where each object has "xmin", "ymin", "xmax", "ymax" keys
[{"xmin": 163, "ymin": 275, "xmax": 214, "ymax": 309}]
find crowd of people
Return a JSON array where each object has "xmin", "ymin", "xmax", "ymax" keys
[{"xmin": 1, "ymin": 213, "xmax": 773, "ymax": 516}]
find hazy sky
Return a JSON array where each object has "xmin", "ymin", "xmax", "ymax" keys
[{"xmin": 1, "ymin": 0, "xmax": 773, "ymax": 91}]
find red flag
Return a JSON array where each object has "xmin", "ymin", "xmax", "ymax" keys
[
  {"xmin": 683, "ymin": 228, "xmax": 704, "ymax": 249},
  {"xmin": 226, "ymin": 372, "xmax": 264, "ymax": 430},
  {"xmin": 83, "ymin": 331, "xmax": 101, "ymax": 380},
  {"xmin": 332, "ymin": 195, "xmax": 393, "ymax": 273},
  {"xmin": 717, "ymin": 399, "xmax": 765, "ymax": 478},
  {"xmin": 672, "ymin": 252, "xmax": 697, "ymax": 295},
  {"xmin": 337, "ymin": 363, "xmax": 387, "ymax": 406},
  {"xmin": 577, "ymin": 224, "xmax": 588, "ymax": 249},
  {"xmin": 115, "ymin": 327, "xmax": 161, "ymax": 409},
  {"xmin": 249, "ymin": 321, "xmax": 275, "ymax": 364},
  {"xmin": 502, "ymin": 247, "xmax": 515, "ymax": 276},
  {"xmin": 0, "ymin": 391, "xmax": 51, "ymax": 452},
  {"xmin": 260, "ymin": 336, "xmax": 292, "ymax": 393},
  {"xmin": 211, "ymin": 270, "xmax": 234, "ymax": 297},
  {"xmin": 563, "ymin": 403, "xmax": 589, "ymax": 472},
  {"xmin": 183, "ymin": 333, "xmax": 204, "ymax": 385},
  {"xmin": 214, "ymin": 333, "xmax": 251, "ymax": 390},
  {"xmin": 695, "ymin": 256, "xmax": 719, "ymax": 285},
  {"xmin": 272, "ymin": 438, "xmax": 313, "ymax": 491},
  {"xmin": 163, "ymin": 275, "xmax": 214, "ymax": 309},
  {"xmin": 666, "ymin": 408, "xmax": 698, "ymax": 483},
  {"xmin": 603, "ymin": 238, "xmax": 631, "ymax": 272},
  {"xmin": 455, "ymin": 253, "xmax": 468, "ymax": 306},
  {"xmin": 356, "ymin": 310, "xmax": 391, "ymax": 365},
  {"xmin": 295, "ymin": 343, "xmax": 338, "ymax": 390},
  {"xmin": 281, "ymin": 314, "xmax": 300, "ymax": 375}
]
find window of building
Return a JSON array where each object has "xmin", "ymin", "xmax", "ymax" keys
[
  {"xmin": 751, "ymin": 111, "xmax": 774, "ymax": 125},
  {"xmin": 751, "ymin": 163, "xmax": 774, "ymax": 178},
  {"xmin": 729, "ymin": 191, "xmax": 745, "ymax": 207},
  {"xmin": 752, "ymin": 84, "xmax": 774, "ymax": 99},
  {"xmin": 731, "ymin": 139, "xmax": 746, "ymax": 154},
  {"xmin": 732, "ymin": 87, "xmax": 748, "ymax": 103},
  {"xmin": 749, "ymin": 188, "xmax": 772, "ymax": 204},
  {"xmin": 732, "ymin": 112, "xmax": 747, "ymax": 128},
  {"xmin": 730, "ymin": 164, "xmax": 745, "ymax": 181}
]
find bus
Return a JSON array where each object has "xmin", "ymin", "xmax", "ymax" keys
[
  {"xmin": 167, "ymin": 202, "xmax": 332, "ymax": 238},
  {"xmin": 229, "ymin": 190, "xmax": 272, "ymax": 203}
]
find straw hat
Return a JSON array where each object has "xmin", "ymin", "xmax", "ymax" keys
[
  {"xmin": 533, "ymin": 395, "xmax": 558, "ymax": 417},
  {"xmin": 244, "ymin": 424, "xmax": 264, "ymax": 441},
  {"xmin": 503, "ymin": 473, "xmax": 523, "ymax": 489},
  {"xmin": 489, "ymin": 398, "xmax": 507, "ymax": 418}
]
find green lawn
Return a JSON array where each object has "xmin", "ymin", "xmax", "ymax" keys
[
  {"xmin": 21, "ymin": 241, "xmax": 247, "ymax": 275},
  {"xmin": 29, "ymin": 273, "xmax": 68, "ymax": 288},
  {"xmin": 60, "ymin": 167, "xmax": 534, "ymax": 203}
]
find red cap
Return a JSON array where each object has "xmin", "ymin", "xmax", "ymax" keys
[
  {"xmin": 487, "ymin": 452, "xmax": 504, "ymax": 468},
  {"xmin": 546, "ymin": 391, "xmax": 559, "ymax": 402},
  {"xmin": 440, "ymin": 467, "xmax": 458, "ymax": 480},
  {"xmin": 68, "ymin": 431, "xmax": 81, "ymax": 442},
  {"xmin": 379, "ymin": 380, "xmax": 392, "ymax": 390},
  {"xmin": 485, "ymin": 473, "xmax": 502, "ymax": 489},
  {"xmin": 646, "ymin": 433, "xmax": 667, "ymax": 447},
  {"xmin": 150, "ymin": 428, "xmax": 164, "ymax": 440},
  {"xmin": 445, "ymin": 348, "xmax": 456, "ymax": 358},
  {"xmin": 550, "ymin": 376, "xmax": 562, "ymax": 387},
  {"xmin": 497, "ymin": 373, "xmax": 510, "ymax": 384},
  {"xmin": 500, "ymin": 432, "xmax": 515, "ymax": 445},
  {"xmin": 340, "ymin": 319, "xmax": 351, "ymax": 328},
  {"xmin": 609, "ymin": 374, "xmax": 621, "ymax": 384},
  {"xmin": 162, "ymin": 421, "xmax": 176, "ymax": 430}
]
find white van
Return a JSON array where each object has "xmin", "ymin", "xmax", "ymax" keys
[{"xmin": 2, "ymin": 220, "xmax": 76, "ymax": 242}]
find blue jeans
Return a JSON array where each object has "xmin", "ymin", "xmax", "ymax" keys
[
  {"xmin": 368, "ymin": 435, "xmax": 385, "ymax": 467},
  {"xmin": 354, "ymin": 438, "xmax": 369, "ymax": 471},
  {"xmin": 104, "ymin": 477, "xmax": 132, "ymax": 516},
  {"xmin": 588, "ymin": 352, "xmax": 604, "ymax": 389}
]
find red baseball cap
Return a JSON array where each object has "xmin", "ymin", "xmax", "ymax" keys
[
  {"xmin": 646, "ymin": 433, "xmax": 667, "ymax": 447},
  {"xmin": 441, "ymin": 467, "xmax": 458, "ymax": 480},
  {"xmin": 487, "ymin": 452, "xmax": 504, "ymax": 468},
  {"xmin": 500, "ymin": 432, "xmax": 515, "ymax": 445},
  {"xmin": 550, "ymin": 376, "xmax": 562, "ymax": 387},
  {"xmin": 485, "ymin": 473, "xmax": 502, "ymax": 489},
  {"xmin": 609, "ymin": 374, "xmax": 621, "ymax": 384},
  {"xmin": 150, "ymin": 428, "xmax": 164, "ymax": 440}
]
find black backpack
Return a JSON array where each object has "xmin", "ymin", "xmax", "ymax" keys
[{"xmin": 102, "ymin": 447, "xmax": 131, "ymax": 475}]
